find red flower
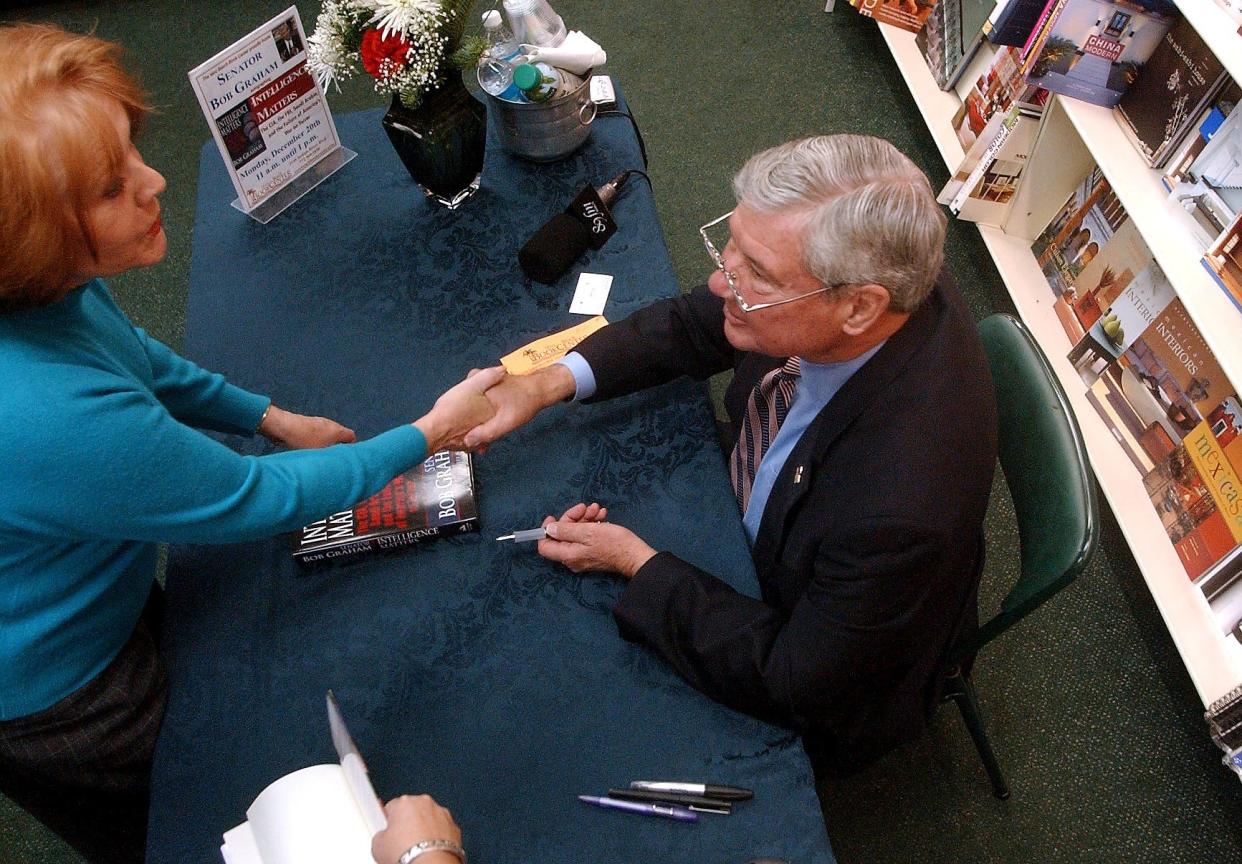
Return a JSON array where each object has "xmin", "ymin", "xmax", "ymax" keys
[{"xmin": 359, "ymin": 28, "xmax": 409, "ymax": 79}]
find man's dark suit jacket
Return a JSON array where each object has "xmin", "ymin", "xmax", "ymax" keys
[{"xmin": 574, "ymin": 275, "xmax": 998, "ymax": 771}]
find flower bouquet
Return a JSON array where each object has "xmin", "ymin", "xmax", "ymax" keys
[
  {"xmin": 308, "ymin": 0, "xmax": 486, "ymax": 207},
  {"xmin": 308, "ymin": 0, "xmax": 476, "ymax": 108}
]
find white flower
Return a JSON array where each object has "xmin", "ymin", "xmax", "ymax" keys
[{"xmin": 366, "ymin": 0, "xmax": 442, "ymax": 40}]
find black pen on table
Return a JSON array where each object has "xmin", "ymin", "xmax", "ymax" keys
[{"xmin": 629, "ymin": 780, "xmax": 754, "ymax": 801}]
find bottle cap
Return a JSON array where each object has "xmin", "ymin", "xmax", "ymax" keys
[
  {"xmin": 482, "ymin": 9, "xmax": 502, "ymax": 28},
  {"xmin": 512, "ymin": 63, "xmax": 541, "ymax": 92}
]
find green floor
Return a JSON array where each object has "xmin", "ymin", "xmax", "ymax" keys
[{"xmin": 2, "ymin": 1, "xmax": 1240, "ymax": 862}]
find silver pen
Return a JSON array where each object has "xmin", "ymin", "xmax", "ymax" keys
[{"xmin": 495, "ymin": 527, "xmax": 548, "ymax": 543}]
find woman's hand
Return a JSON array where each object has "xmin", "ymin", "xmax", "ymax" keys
[
  {"xmin": 537, "ymin": 502, "xmax": 658, "ymax": 579},
  {"xmin": 259, "ymin": 405, "xmax": 356, "ymax": 449},
  {"xmin": 415, "ymin": 367, "xmax": 507, "ymax": 453},
  {"xmin": 462, "ymin": 364, "xmax": 575, "ymax": 451},
  {"xmin": 371, "ymin": 794, "xmax": 462, "ymax": 864}
]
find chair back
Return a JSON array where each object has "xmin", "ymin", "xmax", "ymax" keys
[{"xmin": 958, "ymin": 313, "xmax": 1100, "ymax": 658}]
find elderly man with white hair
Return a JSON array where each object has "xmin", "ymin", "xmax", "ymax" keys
[{"xmin": 466, "ymin": 135, "xmax": 999, "ymax": 773}]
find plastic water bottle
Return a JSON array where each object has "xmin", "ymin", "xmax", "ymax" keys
[
  {"xmin": 482, "ymin": 9, "xmax": 521, "ymax": 64},
  {"xmin": 511, "ymin": 61, "xmax": 581, "ymax": 103},
  {"xmin": 477, "ymin": 49, "xmax": 523, "ymax": 101},
  {"xmin": 502, "ymin": 0, "xmax": 567, "ymax": 48}
]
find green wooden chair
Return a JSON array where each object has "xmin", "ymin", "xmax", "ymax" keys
[{"xmin": 943, "ymin": 313, "xmax": 1100, "ymax": 799}]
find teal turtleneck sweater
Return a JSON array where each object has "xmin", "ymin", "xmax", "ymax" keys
[{"xmin": 0, "ymin": 279, "xmax": 427, "ymax": 719}]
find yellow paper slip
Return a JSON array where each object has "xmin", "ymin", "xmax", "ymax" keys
[{"xmin": 501, "ymin": 316, "xmax": 609, "ymax": 375}]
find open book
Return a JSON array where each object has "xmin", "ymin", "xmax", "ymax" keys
[{"xmin": 221, "ymin": 693, "xmax": 387, "ymax": 864}]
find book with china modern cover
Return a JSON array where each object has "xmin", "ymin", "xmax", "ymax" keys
[
  {"xmin": 1025, "ymin": 0, "xmax": 1179, "ymax": 108},
  {"xmin": 292, "ymin": 450, "xmax": 478, "ymax": 566}
]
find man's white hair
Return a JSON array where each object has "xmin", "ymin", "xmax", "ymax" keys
[{"xmin": 732, "ymin": 135, "xmax": 946, "ymax": 313}]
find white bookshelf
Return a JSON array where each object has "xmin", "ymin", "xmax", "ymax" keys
[{"xmin": 874, "ymin": 2, "xmax": 1242, "ymax": 708}]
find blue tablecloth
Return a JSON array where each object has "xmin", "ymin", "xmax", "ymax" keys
[{"xmin": 147, "ymin": 92, "xmax": 835, "ymax": 864}]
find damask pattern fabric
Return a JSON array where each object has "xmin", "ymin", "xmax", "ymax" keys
[{"xmin": 146, "ymin": 103, "xmax": 835, "ymax": 864}]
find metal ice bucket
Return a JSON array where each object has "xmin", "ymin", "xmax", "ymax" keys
[{"xmin": 479, "ymin": 67, "xmax": 596, "ymax": 162}]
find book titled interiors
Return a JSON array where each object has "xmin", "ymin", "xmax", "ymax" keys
[{"xmin": 292, "ymin": 450, "xmax": 479, "ymax": 565}]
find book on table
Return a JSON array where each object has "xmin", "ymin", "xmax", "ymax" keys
[
  {"xmin": 293, "ymin": 450, "xmax": 479, "ymax": 566},
  {"xmin": 221, "ymin": 693, "xmax": 386, "ymax": 864}
]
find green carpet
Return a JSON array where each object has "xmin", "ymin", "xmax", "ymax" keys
[{"xmin": 2, "ymin": 1, "xmax": 1240, "ymax": 862}]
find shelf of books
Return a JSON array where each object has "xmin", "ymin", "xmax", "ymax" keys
[
  {"xmin": 981, "ymin": 222, "xmax": 1242, "ymax": 705},
  {"xmin": 873, "ymin": 0, "xmax": 1242, "ymax": 721}
]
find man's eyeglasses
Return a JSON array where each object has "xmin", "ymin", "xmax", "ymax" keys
[{"xmin": 699, "ymin": 211, "xmax": 838, "ymax": 313}]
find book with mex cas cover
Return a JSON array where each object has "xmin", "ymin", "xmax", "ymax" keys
[{"xmin": 292, "ymin": 450, "xmax": 478, "ymax": 566}]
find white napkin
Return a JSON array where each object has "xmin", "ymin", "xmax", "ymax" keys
[{"xmin": 520, "ymin": 30, "xmax": 606, "ymax": 76}]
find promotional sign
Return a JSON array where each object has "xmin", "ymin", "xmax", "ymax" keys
[{"xmin": 188, "ymin": 7, "xmax": 351, "ymax": 222}]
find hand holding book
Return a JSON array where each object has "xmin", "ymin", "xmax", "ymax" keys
[{"xmin": 371, "ymin": 796, "xmax": 464, "ymax": 864}]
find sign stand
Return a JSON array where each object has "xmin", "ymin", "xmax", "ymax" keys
[
  {"xmin": 189, "ymin": 6, "xmax": 351, "ymax": 225},
  {"xmin": 231, "ymin": 145, "xmax": 356, "ymax": 224}
]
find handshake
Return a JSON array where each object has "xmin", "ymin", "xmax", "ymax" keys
[
  {"xmin": 259, "ymin": 361, "xmax": 659, "ymax": 581},
  {"xmin": 257, "ymin": 363, "xmax": 576, "ymax": 455},
  {"xmin": 412, "ymin": 363, "xmax": 580, "ymax": 455}
]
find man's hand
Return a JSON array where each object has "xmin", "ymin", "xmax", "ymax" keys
[
  {"xmin": 462, "ymin": 365, "xmax": 575, "ymax": 450},
  {"xmin": 370, "ymin": 794, "xmax": 461, "ymax": 864},
  {"xmin": 259, "ymin": 405, "xmax": 356, "ymax": 449},
  {"xmin": 537, "ymin": 502, "xmax": 658, "ymax": 579},
  {"xmin": 415, "ymin": 366, "xmax": 507, "ymax": 453}
]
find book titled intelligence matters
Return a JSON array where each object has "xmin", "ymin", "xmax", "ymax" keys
[{"xmin": 292, "ymin": 450, "xmax": 478, "ymax": 566}]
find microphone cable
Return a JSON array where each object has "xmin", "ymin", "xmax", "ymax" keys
[{"xmin": 596, "ymin": 107, "xmax": 649, "ymax": 171}]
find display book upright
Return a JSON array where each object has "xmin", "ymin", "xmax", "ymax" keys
[
  {"xmin": 292, "ymin": 450, "xmax": 479, "ymax": 565},
  {"xmin": 866, "ymin": 0, "xmax": 1242, "ymax": 779}
]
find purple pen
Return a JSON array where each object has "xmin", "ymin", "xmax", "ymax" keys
[{"xmin": 578, "ymin": 794, "xmax": 698, "ymax": 823}]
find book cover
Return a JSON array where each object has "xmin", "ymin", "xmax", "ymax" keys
[
  {"xmin": 853, "ymin": 0, "xmax": 942, "ymax": 34},
  {"xmin": 1117, "ymin": 16, "xmax": 1229, "ymax": 167},
  {"xmin": 937, "ymin": 105, "xmax": 1042, "ymax": 225},
  {"xmin": 1063, "ymin": 217, "xmax": 1148, "ymax": 331},
  {"xmin": 1066, "ymin": 258, "xmax": 1175, "ymax": 387},
  {"xmin": 292, "ymin": 450, "xmax": 479, "ymax": 565},
  {"xmin": 1032, "ymin": 167, "xmax": 1126, "ymax": 310},
  {"xmin": 951, "ymin": 46, "xmax": 1046, "ymax": 152},
  {"xmin": 987, "ymin": 0, "xmax": 1053, "ymax": 46},
  {"xmin": 918, "ymin": 0, "xmax": 993, "ymax": 89},
  {"xmin": 1082, "ymin": 290, "xmax": 1238, "ymax": 478},
  {"xmin": 1026, "ymin": 0, "xmax": 1179, "ymax": 108},
  {"xmin": 1143, "ymin": 428, "xmax": 1241, "ymax": 581},
  {"xmin": 1204, "ymin": 211, "xmax": 1242, "ymax": 313}
]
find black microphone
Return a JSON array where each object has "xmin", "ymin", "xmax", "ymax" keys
[{"xmin": 518, "ymin": 171, "xmax": 632, "ymax": 284}]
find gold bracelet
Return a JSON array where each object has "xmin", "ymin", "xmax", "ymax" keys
[
  {"xmin": 396, "ymin": 839, "xmax": 466, "ymax": 864},
  {"xmin": 257, "ymin": 403, "xmax": 272, "ymax": 433}
]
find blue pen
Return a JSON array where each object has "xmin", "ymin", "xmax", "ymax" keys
[{"xmin": 578, "ymin": 794, "xmax": 698, "ymax": 823}]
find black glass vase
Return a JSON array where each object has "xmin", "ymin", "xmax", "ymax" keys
[{"xmin": 381, "ymin": 76, "xmax": 486, "ymax": 209}]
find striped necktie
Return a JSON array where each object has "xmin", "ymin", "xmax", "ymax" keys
[{"xmin": 731, "ymin": 357, "xmax": 802, "ymax": 514}]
